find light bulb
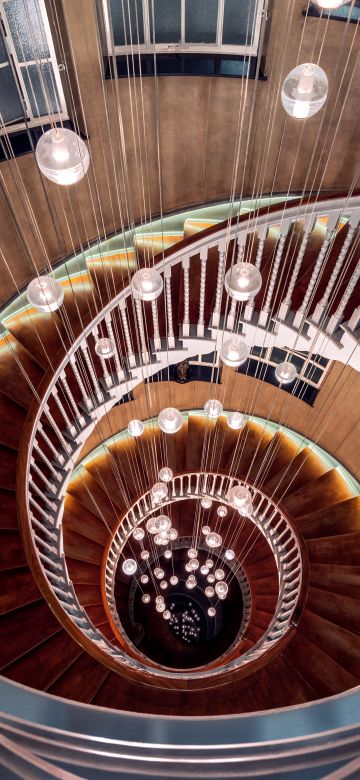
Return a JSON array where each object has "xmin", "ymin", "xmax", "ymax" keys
[
  {"xmin": 128, "ymin": 419, "xmax": 144, "ymax": 437},
  {"xmin": 224, "ymin": 262, "xmax": 262, "ymax": 301},
  {"xmin": 160, "ymin": 580, "xmax": 168, "ymax": 590},
  {"xmin": 275, "ymin": 361, "xmax": 297, "ymax": 385},
  {"xmin": 204, "ymin": 399, "xmax": 223, "ymax": 419},
  {"xmin": 27, "ymin": 276, "xmax": 64, "ymax": 312},
  {"xmin": 201, "ymin": 498, "xmax": 212, "ymax": 510},
  {"xmin": 187, "ymin": 548, "xmax": 198, "ymax": 559},
  {"xmin": 163, "ymin": 609, "xmax": 171, "ymax": 620},
  {"xmin": 154, "ymin": 567, "xmax": 164, "ymax": 580},
  {"xmin": 132, "ymin": 527, "xmax": 145, "ymax": 541},
  {"xmin": 140, "ymin": 550, "xmax": 150, "ymax": 560},
  {"xmin": 225, "ymin": 549, "xmax": 235, "ymax": 561},
  {"xmin": 206, "ymin": 559, "xmax": 214, "ymax": 569},
  {"xmin": 170, "ymin": 575, "xmax": 178, "ymax": 585},
  {"xmin": 151, "ymin": 483, "xmax": 168, "ymax": 501},
  {"xmin": 95, "ymin": 337, "xmax": 115, "ymax": 358},
  {"xmin": 208, "ymin": 607, "xmax": 216, "ymax": 617},
  {"xmin": 156, "ymin": 601, "xmax": 165, "ymax": 612},
  {"xmin": 202, "ymin": 525, "xmax": 211, "ymax": 536},
  {"xmin": 168, "ymin": 528, "xmax": 178, "ymax": 541},
  {"xmin": 217, "ymin": 505, "xmax": 227, "ymax": 517},
  {"xmin": 227, "ymin": 411, "xmax": 245, "ymax": 430},
  {"xmin": 142, "ymin": 593, "xmax": 150, "ymax": 604},
  {"xmin": 282, "ymin": 63, "xmax": 328, "ymax": 119},
  {"xmin": 158, "ymin": 407, "xmax": 183, "ymax": 434},
  {"xmin": 122, "ymin": 558, "xmax": 137, "ymax": 575},
  {"xmin": 316, "ymin": 0, "xmax": 350, "ymax": 7},
  {"xmin": 35, "ymin": 128, "xmax": 90, "ymax": 186},
  {"xmin": 226, "ymin": 485, "xmax": 252, "ymax": 511},
  {"xmin": 140, "ymin": 574, "xmax": 149, "ymax": 584},
  {"xmin": 131, "ymin": 267, "xmax": 163, "ymax": 301},
  {"xmin": 159, "ymin": 466, "xmax": 173, "ymax": 483},
  {"xmin": 200, "ymin": 565, "xmax": 209, "ymax": 575},
  {"xmin": 220, "ymin": 337, "xmax": 249, "ymax": 367},
  {"xmin": 215, "ymin": 581, "xmax": 228, "ymax": 600},
  {"xmin": 207, "ymin": 574, "xmax": 215, "ymax": 584},
  {"xmin": 164, "ymin": 549, "xmax": 172, "ymax": 559},
  {"xmin": 215, "ymin": 568, "xmax": 225, "ymax": 581},
  {"xmin": 205, "ymin": 586, "xmax": 215, "ymax": 598},
  {"xmin": 206, "ymin": 532, "xmax": 222, "ymax": 548}
]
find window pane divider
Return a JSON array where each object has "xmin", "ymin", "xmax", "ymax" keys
[{"xmin": 217, "ymin": 0, "xmax": 224, "ymax": 48}]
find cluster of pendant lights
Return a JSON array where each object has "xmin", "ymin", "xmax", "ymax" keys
[{"xmin": 120, "ymin": 463, "xmax": 254, "ymax": 618}]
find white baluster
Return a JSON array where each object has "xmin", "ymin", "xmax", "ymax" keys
[
  {"xmin": 278, "ymin": 214, "xmax": 316, "ymax": 321},
  {"xmin": 259, "ymin": 220, "xmax": 290, "ymax": 327},
  {"xmin": 44, "ymin": 404, "xmax": 72, "ymax": 454},
  {"xmin": 52, "ymin": 386, "xmax": 77, "ymax": 437},
  {"xmin": 226, "ymin": 297, "xmax": 237, "ymax": 330},
  {"xmin": 164, "ymin": 267, "xmax": 175, "ymax": 349},
  {"xmin": 226, "ymin": 233, "xmax": 246, "ymax": 329},
  {"xmin": 38, "ymin": 422, "xmax": 65, "ymax": 466},
  {"xmin": 34, "ymin": 437, "xmax": 63, "ymax": 478},
  {"xmin": 29, "ymin": 476, "xmax": 57, "ymax": 511},
  {"xmin": 211, "ymin": 239, "xmax": 226, "ymax": 328},
  {"xmin": 134, "ymin": 299, "xmax": 149, "ymax": 362},
  {"xmin": 119, "ymin": 299, "xmax": 136, "ymax": 368},
  {"xmin": 197, "ymin": 247, "xmax": 208, "ymax": 337},
  {"xmin": 326, "ymin": 256, "xmax": 360, "ymax": 335},
  {"xmin": 69, "ymin": 354, "xmax": 93, "ymax": 412},
  {"xmin": 244, "ymin": 224, "xmax": 268, "ymax": 322},
  {"xmin": 30, "ymin": 457, "xmax": 57, "ymax": 494},
  {"xmin": 182, "ymin": 255, "xmax": 190, "ymax": 337},
  {"xmin": 105, "ymin": 312, "xmax": 125, "ymax": 383},
  {"xmin": 80, "ymin": 341, "xmax": 103, "ymax": 402},
  {"xmin": 312, "ymin": 212, "xmax": 360, "ymax": 324},
  {"xmin": 293, "ymin": 211, "xmax": 339, "ymax": 329},
  {"xmin": 60, "ymin": 371, "xmax": 86, "ymax": 428},
  {"xmin": 151, "ymin": 300, "xmax": 161, "ymax": 350}
]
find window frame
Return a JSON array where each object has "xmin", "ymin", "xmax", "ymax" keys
[
  {"xmin": 0, "ymin": 0, "xmax": 68, "ymax": 135},
  {"xmin": 101, "ymin": 0, "xmax": 267, "ymax": 58}
]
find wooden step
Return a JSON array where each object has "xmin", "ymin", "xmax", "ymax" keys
[
  {"xmin": 307, "ymin": 531, "xmax": 360, "ymax": 565},
  {"xmin": 0, "ymin": 447, "xmax": 18, "ymax": 491},
  {"xmin": 0, "ymin": 332, "xmax": 44, "ymax": 407},
  {"xmin": 3, "ymin": 308, "xmax": 66, "ymax": 369},
  {"xmin": 309, "ymin": 564, "xmax": 360, "ymax": 599},
  {"xmin": 0, "ymin": 601, "xmax": 61, "ymax": 669},
  {"xmin": 67, "ymin": 468, "xmax": 120, "ymax": 528},
  {"xmin": 227, "ymin": 420, "xmax": 272, "ymax": 479},
  {"xmin": 297, "ymin": 610, "xmax": 360, "ymax": 678},
  {"xmin": 282, "ymin": 468, "xmax": 353, "ymax": 516},
  {"xmin": 62, "ymin": 527, "xmax": 104, "ymax": 567},
  {"xmin": 0, "ymin": 492, "xmax": 19, "ymax": 530},
  {"xmin": 134, "ymin": 232, "xmax": 183, "ymax": 262},
  {"xmin": 0, "ymin": 530, "xmax": 28, "ymax": 571},
  {"xmin": 86, "ymin": 249, "xmax": 136, "ymax": 300},
  {"xmin": 3, "ymin": 629, "xmax": 83, "ymax": 692},
  {"xmin": 185, "ymin": 414, "xmax": 208, "ymax": 472},
  {"xmin": 296, "ymin": 496, "xmax": 360, "ymax": 538},
  {"xmin": 285, "ymin": 627, "xmax": 359, "ymax": 698},
  {"xmin": 263, "ymin": 446, "xmax": 328, "ymax": 499},
  {"xmin": 306, "ymin": 586, "xmax": 360, "ymax": 634},
  {"xmin": 0, "ymin": 568, "xmax": 40, "ymax": 615},
  {"xmin": 63, "ymin": 494, "xmax": 110, "ymax": 546},
  {"xmin": 47, "ymin": 652, "xmax": 110, "ymax": 703},
  {"xmin": 0, "ymin": 392, "xmax": 27, "ymax": 450},
  {"xmin": 66, "ymin": 558, "xmax": 101, "ymax": 586},
  {"xmin": 248, "ymin": 430, "xmax": 299, "ymax": 485}
]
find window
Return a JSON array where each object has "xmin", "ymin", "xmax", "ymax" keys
[
  {"xmin": 0, "ymin": 0, "xmax": 68, "ymax": 133},
  {"xmin": 101, "ymin": 0, "xmax": 265, "ymax": 57}
]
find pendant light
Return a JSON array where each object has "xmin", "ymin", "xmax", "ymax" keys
[
  {"xmin": 27, "ymin": 276, "xmax": 64, "ymax": 312},
  {"xmin": 36, "ymin": 128, "xmax": 90, "ymax": 186},
  {"xmin": 282, "ymin": 63, "xmax": 328, "ymax": 119}
]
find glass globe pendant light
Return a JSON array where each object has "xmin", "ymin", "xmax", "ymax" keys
[
  {"xmin": 226, "ymin": 485, "xmax": 252, "ymax": 511},
  {"xmin": 131, "ymin": 267, "xmax": 163, "ymax": 301},
  {"xmin": 35, "ymin": 127, "xmax": 90, "ymax": 185},
  {"xmin": 201, "ymin": 497, "xmax": 212, "ymax": 510},
  {"xmin": 282, "ymin": 63, "xmax": 328, "ymax": 119},
  {"xmin": 275, "ymin": 361, "xmax": 297, "ymax": 385},
  {"xmin": 158, "ymin": 407, "xmax": 183, "ymax": 434},
  {"xmin": 201, "ymin": 525, "xmax": 210, "ymax": 536},
  {"xmin": 122, "ymin": 558, "xmax": 137, "ymax": 575},
  {"xmin": 225, "ymin": 549, "xmax": 235, "ymax": 561},
  {"xmin": 128, "ymin": 419, "xmax": 144, "ymax": 437},
  {"xmin": 220, "ymin": 337, "xmax": 249, "ymax": 367},
  {"xmin": 227, "ymin": 411, "xmax": 245, "ymax": 431},
  {"xmin": 151, "ymin": 482, "xmax": 168, "ymax": 502},
  {"xmin": 142, "ymin": 593, "xmax": 150, "ymax": 604},
  {"xmin": 132, "ymin": 527, "xmax": 145, "ymax": 541},
  {"xmin": 208, "ymin": 607, "xmax": 216, "ymax": 617},
  {"xmin": 204, "ymin": 399, "xmax": 223, "ymax": 419},
  {"xmin": 158, "ymin": 466, "xmax": 173, "ymax": 483},
  {"xmin": 27, "ymin": 276, "xmax": 64, "ymax": 312},
  {"xmin": 217, "ymin": 505, "xmax": 227, "ymax": 518},
  {"xmin": 215, "ymin": 581, "xmax": 228, "ymax": 600},
  {"xmin": 205, "ymin": 586, "xmax": 215, "ymax": 598},
  {"xmin": 95, "ymin": 337, "xmax": 115, "ymax": 358},
  {"xmin": 224, "ymin": 262, "xmax": 262, "ymax": 301},
  {"xmin": 206, "ymin": 531, "xmax": 222, "ymax": 549},
  {"xmin": 170, "ymin": 575, "xmax": 178, "ymax": 586},
  {"xmin": 315, "ymin": 0, "xmax": 350, "ymax": 7}
]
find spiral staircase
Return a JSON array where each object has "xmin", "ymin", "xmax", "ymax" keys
[{"xmin": 0, "ymin": 195, "xmax": 360, "ymax": 777}]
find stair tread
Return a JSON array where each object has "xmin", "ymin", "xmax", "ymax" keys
[{"xmin": 282, "ymin": 468, "xmax": 354, "ymax": 516}]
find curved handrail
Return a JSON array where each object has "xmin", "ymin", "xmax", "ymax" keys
[{"xmin": 1, "ymin": 677, "xmax": 360, "ymax": 777}]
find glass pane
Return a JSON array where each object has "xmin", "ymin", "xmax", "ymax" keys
[
  {"xmin": 4, "ymin": 0, "xmax": 50, "ymax": 62},
  {"xmin": 0, "ymin": 64, "xmax": 25, "ymax": 123},
  {"xmin": 0, "ymin": 32, "xmax": 9, "ymax": 64},
  {"xmin": 151, "ymin": 0, "xmax": 181, "ymax": 43},
  {"xmin": 185, "ymin": 0, "xmax": 218, "ymax": 43},
  {"xmin": 21, "ymin": 62, "xmax": 60, "ymax": 118},
  {"xmin": 222, "ymin": 0, "xmax": 258, "ymax": 46},
  {"xmin": 110, "ymin": 0, "xmax": 144, "ymax": 46}
]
